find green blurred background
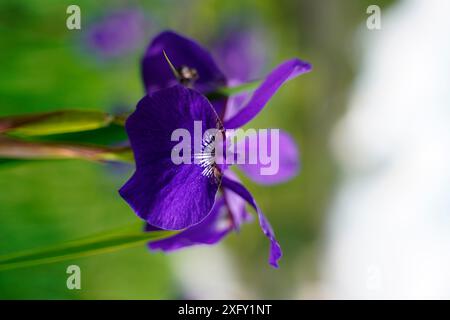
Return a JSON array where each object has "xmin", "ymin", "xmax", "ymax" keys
[{"xmin": 0, "ymin": 0, "xmax": 393, "ymax": 299}]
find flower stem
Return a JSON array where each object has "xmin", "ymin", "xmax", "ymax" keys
[
  {"xmin": 0, "ymin": 136, "xmax": 133, "ymax": 163},
  {"xmin": 0, "ymin": 110, "xmax": 114, "ymax": 136},
  {"xmin": 206, "ymin": 80, "xmax": 261, "ymax": 101}
]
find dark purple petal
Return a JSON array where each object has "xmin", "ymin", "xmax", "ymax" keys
[
  {"xmin": 211, "ymin": 99, "xmax": 228, "ymax": 122},
  {"xmin": 86, "ymin": 9, "xmax": 147, "ymax": 58},
  {"xmin": 224, "ymin": 59, "xmax": 312, "ymax": 129},
  {"xmin": 125, "ymin": 86, "xmax": 218, "ymax": 169},
  {"xmin": 119, "ymin": 86, "xmax": 220, "ymax": 230},
  {"xmin": 237, "ymin": 130, "xmax": 300, "ymax": 184},
  {"xmin": 147, "ymin": 198, "xmax": 232, "ymax": 251},
  {"xmin": 142, "ymin": 31, "xmax": 226, "ymax": 95},
  {"xmin": 144, "ymin": 223, "xmax": 161, "ymax": 232},
  {"xmin": 221, "ymin": 176, "xmax": 282, "ymax": 268}
]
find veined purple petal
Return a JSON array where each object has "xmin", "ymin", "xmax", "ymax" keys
[
  {"xmin": 119, "ymin": 86, "xmax": 220, "ymax": 230},
  {"xmin": 221, "ymin": 176, "xmax": 282, "ymax": 268},
  {"xmin": 142, "ymin": 31, "xmax": 226, "ymax": 95},
  {"xmin": 237, "ymin": 130, "xmax": 300, "ymax": 184},
  {"xmin": 147, "ymin": 198, "xmax": 232, "ymax": 251},
  {"xmin": 224, "ymin": 59, "xmax": 312, "ymax": 129}
]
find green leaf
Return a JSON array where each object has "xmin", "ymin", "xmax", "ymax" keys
[
  {"xmin": 24, "ymin": 123, "xmax": 128, "ymax": 146},
  {"xmin": 0, "ymin": 158, "xmax": 32, "ymax": 167},
  {"xmin": 0, "ymin": 226, "xmax": 177, "ymax": 272},
  {"xmin": 0, "ymin": 110, "xmax": 114, "ymax": 136},
  {"xmin": 99, "ymin": 147, "xmax": 134, "ymax": 162},
  {"xmin": 206, "ymin": 80, "xmax": 261, "ymax": 101}
]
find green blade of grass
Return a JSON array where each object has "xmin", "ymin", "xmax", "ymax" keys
[
  {"xmin": 0, "ymin": 227, "xmax": 177, "ymax": 272},
  {"xmin": 216, "ymin": 80, "xmax": 261, "ymax": 96},
  {"xmin": 0, "ymin": 110, "xmax": 115, "ymax": 136},
  {"xmin": 0, "ymin": 136, "xmax": 134, "ymax": 163},
  {"xmin": 206, "ymin": 80, "xmax": 261, "ymax": 101},
  {"xmin": 23, "ymin": 123, "xmax": 128, "ymax": 146}
]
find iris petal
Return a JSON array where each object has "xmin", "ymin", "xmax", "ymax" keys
[
  {"xmin": 142, "ymin": 30, "xmax": 226, "ymax": 95},
  {"xmin": 147, "ymin": 198, "xmax": 232, "ymax": 251},
  {"xmin": 224, "ymin": 58, "xmax": 312, "ymax": 129},
  {"xmin": 119, "ymin": 85, "xmax": 220, "ymax": 230},
  {"xmin": 221, "ymin": 175, "xmax": 282, "ymax": 268},
  {"xmin": 222, "ymin": 170, "xmax": 252, "ymax": 228}
]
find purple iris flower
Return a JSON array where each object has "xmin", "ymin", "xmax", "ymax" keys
[
  {"xmin": 85, "ymin": 9, "xmax": 148, "ymax": 59},
  {"xmin": 120, "ymin": 31, "xmax": 311, "ymax": 267}
]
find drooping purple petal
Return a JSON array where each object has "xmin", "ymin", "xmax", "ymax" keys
[
  {"xmin": 236, "ymin": 130, "xmax": 300, "ymax": 185},
  {"xmin": 221, "ymin": 176, "xmax": 282, "ymax": 268},
  {"xmin": 224, "ymin": 59, "xmax": 312, "ymax": 129},
  {"xmin": 142, "ymin": 31, "xmax": 227, "ymax": 95},
  {"xmin": 222, "ymin": 170, "xmax": 252, "ymax": 228},
  {"xmin": 147, "ymin": 198, "xmax": 233, "ymax": 251},
  {"xmin": 119, "ymin": 85, "xmax": 220, "ymax": 230},
  {"xmin": 85, "ymin": 9, "xmax": 148, "ymax": 58}
]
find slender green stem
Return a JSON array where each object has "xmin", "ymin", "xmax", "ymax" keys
[
  {"xmin": 0, "ymin": 136, "xmax": 133, "ymax": 163},
  {"xmin": 216, "ymin": 80, "xmax": 261, "ymax": 96},
  {"xmin": 0, "ymin": 110, "xmax": 114, "ymax": 136},
  {"xmin": 206, "ymin": 80, "xmax": 261, "ymax": 101}
]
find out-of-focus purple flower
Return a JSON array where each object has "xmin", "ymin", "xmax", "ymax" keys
[
  {"xmin": 213, "ymin": 29, "xmax": 268, "ymax": 82},
  {"xmin": 212, "ymin": 28, "xmax": 270, "ymax": 122},
  {"xmin": 85, "ymin": 9, "xmax": 148, "ymax": 59},
  {"xmin": 120, "ymin": 31, "xmax": 312, "ymax": 267}
]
